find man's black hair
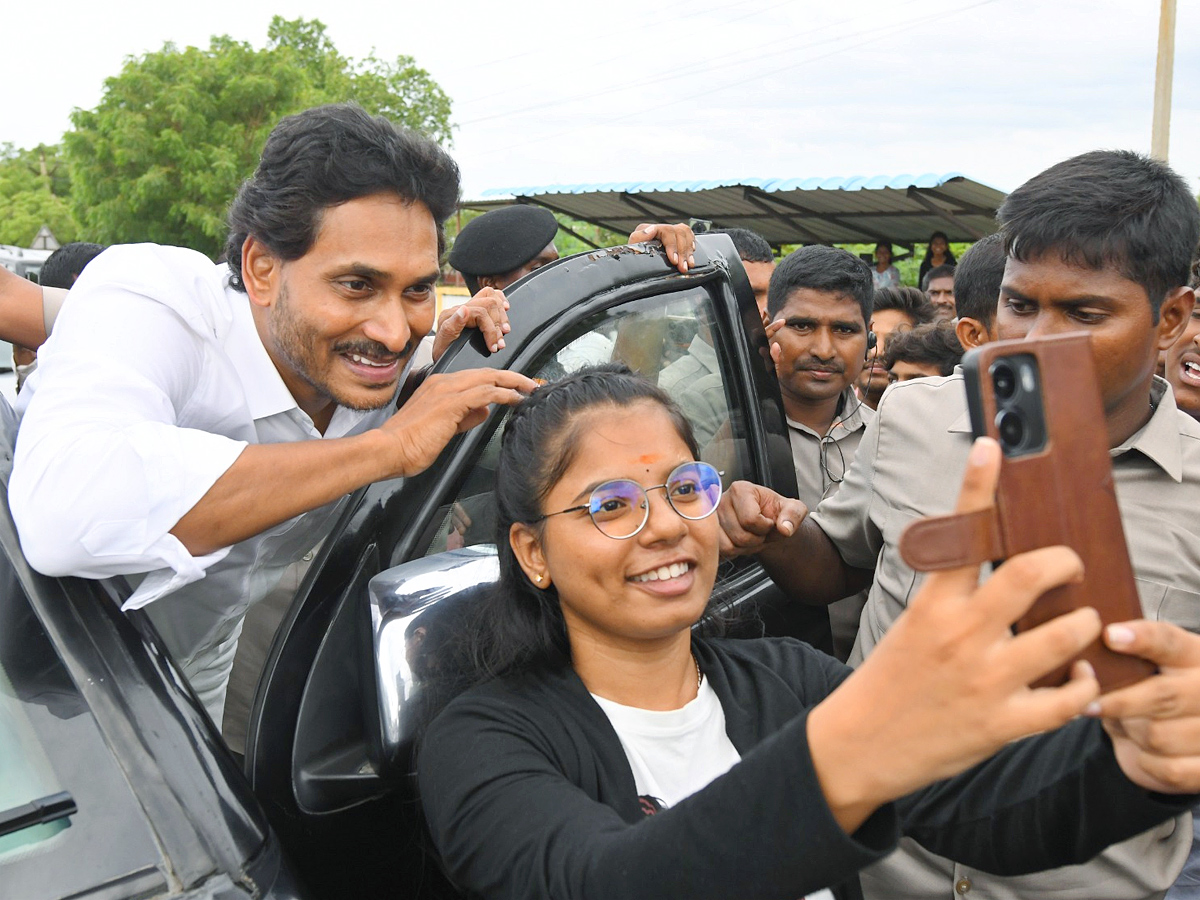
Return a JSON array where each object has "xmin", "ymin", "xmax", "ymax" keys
[
  {"xmin": 922, "ymin": 263, "xmax": 957, "ymax": 291},
  {"xmin": 954, "ymin": 234, "xmax": 1006, "ymax": 325},
  {"xmin": 710, "ymin": 227, "xmax": 773, "ymax": 264},
  {"xmin": 767, "ymin": 245, "xmax": 873, "ymax": 322},
  {"xmin": 883, "ymin": 321, "xmax": 964, "ymax": 375},
  {"xmin": 872, "ymin": 285, "xmax": 937, "ymax": 325},
  {"xmin": 224, "ymin": 104, "xmax": 460, "ymax": 292},
  {"xmin": 998, "ymin": 149, "xmax": 1200, "ymax": 320},
  {"xmin": 39, "ymin": 242, "xmax": 106, "ymax": 289}
]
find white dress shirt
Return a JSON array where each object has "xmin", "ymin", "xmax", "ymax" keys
[{"xmin": 11, "ymin": 243, "xmax": 393, "ymax": 723}]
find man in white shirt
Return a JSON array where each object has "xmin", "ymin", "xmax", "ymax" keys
[{"xmin": 8, "ymin": 104, "xmax": 538, "ymax": 726}]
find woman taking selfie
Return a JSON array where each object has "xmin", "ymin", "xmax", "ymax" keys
[{"xmin": 418, "ymin": 365, "xmax": 1200, "ymax": 900}]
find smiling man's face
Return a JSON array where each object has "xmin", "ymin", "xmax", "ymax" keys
[{"xmin": 245, "ymin": 191, "xmax": 441, "ymax": 429}]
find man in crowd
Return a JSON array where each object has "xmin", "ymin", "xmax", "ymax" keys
[
  {"xmin": 710, "ymin": 226, "xmax": 775, "ymax": 320},
  {"xmin": 855, "ymin": 285, "xmax": 935, "ymax": 409},
  {"xmin": 950, "ymin": 232, "xmax": 1005, "ymax": 351},
  {"xmin": 718, "ymin": 149, "xmax": 1200, "ymax": 900},
  {"xmin": 448, "ymin": 205, "xmax": 560, "ymax": 295},
  {"xmin": 763, "ymin": 244, "xmax": 875, "ymax": 659},
  {"xmin": 882, "ymin": 320, "xmax": 962, "ymax": 381},
  {"xmin": 8, "ymin": 104, "xmax": 539, "ymax": 728},
  {"xmin": 1164, "ymin": 266, "xmax": 1200, "ymax": 421},
  {"xmin": 922, "ymin": 262, "xmax": 956, "ymax": 320}
]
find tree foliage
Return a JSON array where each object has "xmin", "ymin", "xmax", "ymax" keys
[
  {"xmin": 64, "ymin": 18, "xmax": 453, "ymax": 257},
  {"xmin": 0, "ymin": 144, "xmax": 78, "ymax": 247}
]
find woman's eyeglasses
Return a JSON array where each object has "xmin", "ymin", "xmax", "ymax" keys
[{"xmin": 536, "ymin": 461, "xmax": 723, "ymax": 540}]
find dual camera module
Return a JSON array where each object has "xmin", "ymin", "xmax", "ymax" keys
[{"xmin": 989, "ymin": 355, "xmax": 1048, "ymax": 456}]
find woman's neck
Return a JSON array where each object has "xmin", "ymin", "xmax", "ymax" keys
[{"xmin": 571, "ymin": 630, "xmax": 698, "ymax": 710}]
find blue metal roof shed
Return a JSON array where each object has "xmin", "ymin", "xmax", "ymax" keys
[{"xmin": 461, "ymin": 174, "xmax": 1006, "ymax": 249}]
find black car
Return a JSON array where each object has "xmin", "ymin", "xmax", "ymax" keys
[{"xmin": 0, "ymin": 233, "xmax": 820, "ymax": 899}]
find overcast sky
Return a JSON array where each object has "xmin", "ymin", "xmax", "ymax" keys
[{"xmin": 4, "ymin": 0, "xmax": 1198, "ymax": 202}]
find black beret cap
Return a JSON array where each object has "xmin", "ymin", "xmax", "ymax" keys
[{"xmin": 448, "ymin": 206, "xmax": 559, "ymax": 276}]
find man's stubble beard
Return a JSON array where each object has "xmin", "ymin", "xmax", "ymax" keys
[{"xmin": 271, "ymin": 281, "xmax": 405, "ymax": 413}]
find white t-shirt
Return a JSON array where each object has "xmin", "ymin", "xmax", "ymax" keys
[{"xmin": 592, "ymin": 679, "xmax": 835, "ymax": 900}]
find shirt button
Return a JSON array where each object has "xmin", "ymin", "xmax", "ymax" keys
[
  {"xmin": 955, "ymin": 877, "xmax": 972, "ymax": 895},
  {"xmin": 302, "ymin": 551, "xmax": 314, "ymax": 562}
]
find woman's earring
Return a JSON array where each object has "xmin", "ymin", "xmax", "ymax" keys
[{"xmin": 534, "ymin": 574, "xmax": 543, "ymax": 583}]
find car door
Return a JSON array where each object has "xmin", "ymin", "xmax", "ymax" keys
[{"xmin": 244, "ymin": 233, "xmax": 828, "ymax": 898}]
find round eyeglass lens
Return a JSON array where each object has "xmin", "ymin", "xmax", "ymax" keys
[
  {"xmin": 666, "ymin": 462, "xmax": 723, "ymax": 519},
  {"xmin": 587, "ymin": 479, "xmax": 649, "ymax": 538}
]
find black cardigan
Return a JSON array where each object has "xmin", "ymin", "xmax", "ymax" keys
[{"xmin": 419, "ymin": 637, "xmax": 1192, "ymax": 900}]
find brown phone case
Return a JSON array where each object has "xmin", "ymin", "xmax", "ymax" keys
[{"xmin": 899, "ymin": 333, "xmax": 1154, "ymax": 692}]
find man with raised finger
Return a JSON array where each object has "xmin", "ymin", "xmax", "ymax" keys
[{"xmin": 9, "ymin": 104, "xmax": 538, "ymax": 729}]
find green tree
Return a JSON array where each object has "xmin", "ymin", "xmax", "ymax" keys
[
  {"xmin": 0, "ymin": 144, "xmax": 78, "ymax": 247},
  {"xmin": 64, "ymin": 17, "xmax": 453, "ymax": 257}
]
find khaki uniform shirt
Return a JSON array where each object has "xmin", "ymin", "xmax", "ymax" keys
[
  {"xmin": 810, "ymin": 372, "xmax": 1199, "ymax": 900},
  {"xmin": 786, "ymin": 388, "xmax": 874, "ymax": 661},
  {"xmin": 659, "ymin": 335, "xmax": 718, "ymax": 393}
]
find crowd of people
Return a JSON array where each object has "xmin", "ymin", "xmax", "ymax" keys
[{"xmin": 2, "ymin": 103, "xmax": 1200, "ymax": 900}]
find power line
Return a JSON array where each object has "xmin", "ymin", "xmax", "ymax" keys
[
  {"xmin": 457, "ymin": 0, "xmax": 939, "ymax": 127},
  {"xmin": 476, "ymin": 0, "xmax": 999, "ymax": 156}
]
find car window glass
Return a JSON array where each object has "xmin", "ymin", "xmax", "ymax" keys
[
  {"xmin": 0, "ymin": 557, "xmax": 167, "ymax": 898},
  {"xmin": 0, "ymin": 663, "xmax": 68, "ymax": 857},
  {"xmin": 421, "ymin": 288, "xmax": 751, "ymax": 558}
]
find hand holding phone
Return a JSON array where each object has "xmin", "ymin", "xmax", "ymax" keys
[{"xmin": 901, "ymin": 333, "xmax": 1154, "ymax": 692}]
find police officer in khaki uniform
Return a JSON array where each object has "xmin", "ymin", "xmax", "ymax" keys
[{"xmin": 762, "ymin": 244, "xmax": 879, "ymax": 660}]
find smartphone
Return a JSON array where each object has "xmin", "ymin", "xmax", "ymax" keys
[{"xmin": 962, "ymin": 333, "xmax": 1154, "ymax": 692}]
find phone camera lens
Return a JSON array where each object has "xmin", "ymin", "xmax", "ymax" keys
[
  {"xmin": 996, "ymin": 410, "xmax": 1025, "ymax": 448},
  {"xmin": 992, "ymin": 363, "xmax": 1017, "ymax": 400}
]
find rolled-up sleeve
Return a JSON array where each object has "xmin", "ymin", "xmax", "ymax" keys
[{"xmin": 10, "ymin": 253, "xmax": 247, "ymax": 592}]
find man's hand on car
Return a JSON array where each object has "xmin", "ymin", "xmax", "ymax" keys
[
  {"xmin": 629, "ymin": 223, "xmax": 696, "ymax": 274},
  {"xmin": 433, "ymin": 287, "xmax": 511, "ymax": 360},
  {"xmin": 378, "ymin": 368, "xmax": 538, "ymax": 479}
]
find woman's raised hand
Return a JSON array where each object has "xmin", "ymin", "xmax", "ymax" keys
[{"xmin": 806, "ymin": 437, "xmax": 1104, "ymax": 834}]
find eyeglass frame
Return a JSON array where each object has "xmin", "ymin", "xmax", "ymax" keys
[{"xmin": 533, "ymin": 461, "xmax": 724, "ymax": 540}]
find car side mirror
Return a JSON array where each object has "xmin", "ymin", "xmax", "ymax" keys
[{"xmin": 365, "ymin": 545, "xmax": 500, "ymax": 776}]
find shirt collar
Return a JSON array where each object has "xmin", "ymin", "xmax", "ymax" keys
[
  {"xmin": 946, "ymin": 371, "xmax": 1185, "ymax": 482},
  {"xmin": 223, "ymin": 283, "xmax": 299, "ymax": 421},
  {"xmin": 688, "ymin": 335, "xmax": 719, "ymax": 375},
  {"xmin": 786, "ymin": 388, "xmax": 871, "ymax": 439},
  {"xmin": 1112, "ymin": 377, "xmax": 1183, "ymax": 482}
]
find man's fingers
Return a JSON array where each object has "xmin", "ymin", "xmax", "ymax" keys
[
  {"xmin": 1102, "ymin": 620, "xmax": 1200, "ymax": 669},
  {"xmin": 765, "ymin": 496, "xmax": 806, "ymax": 538},
  {"xmin": 627, "ymin": 223, "xmax": 694, "ymax": 271},
  {"xmin": 1106, "ymin": 715, "xmax": 1200, "ymax": 756},
  {"xmin": 422, "ymin": 368, "xmax": 538, "ymax": 398},
  {"xmin": 460, "ymin": 307, "xmax": 506, "ymax": 353}
]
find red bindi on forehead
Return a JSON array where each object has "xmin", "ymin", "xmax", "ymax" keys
[{"xmin": 638, "ymin": 454, "xmax": 659, "ymax": 465}]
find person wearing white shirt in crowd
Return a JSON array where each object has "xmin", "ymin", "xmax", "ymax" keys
[{"xmin": 7, "ymin": 104, "xmax": 542, "ymax": 727}]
